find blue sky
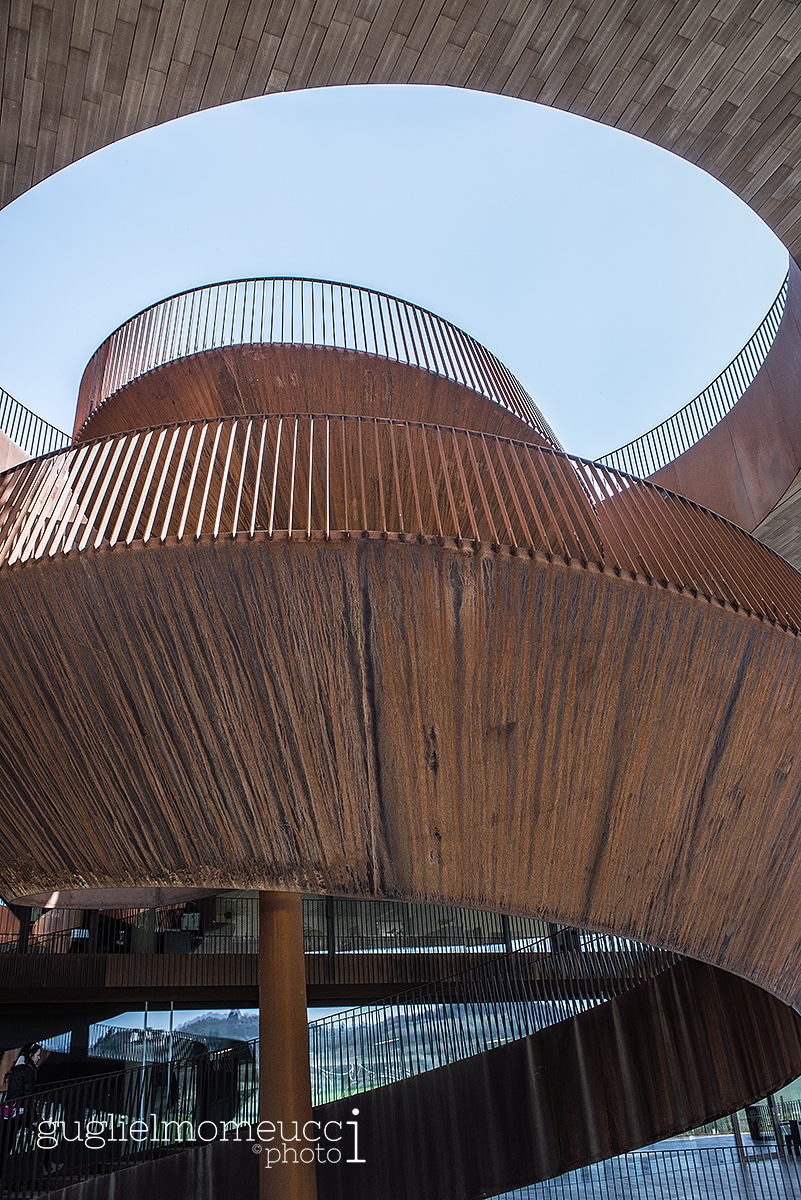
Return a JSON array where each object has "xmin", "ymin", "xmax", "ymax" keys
[{"xmin": 0, "ymin": 84, "xmax": 788, "ymax": 460}]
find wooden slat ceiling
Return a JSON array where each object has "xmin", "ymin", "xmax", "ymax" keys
[{"xmin": 3, "ymin": 0, "xmax": 801, "ymax": 255}]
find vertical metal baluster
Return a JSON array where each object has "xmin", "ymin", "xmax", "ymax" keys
[
  {"xmin": 388, "ymin": 421, "xmax": 404, "ymax": 534},
  {"xmin": 307, "ymin": 417, "xmax": 314, "ymax": 538},
  {"xmin": 232, "ymin": 419, "xmax": 252, "ymax": 537},
  {"xmin": 550, "ymin": 454, "xmax": 604, "ymax": 562},
  {"xmin": 420, "ymin": 426, "xmax": 443, "ymax": 539},
  {"xmin": 136, "ymin": 425, "xmax": 180, "ymax": 544},
  {"xmin": 394, "ymin": 298, "xmax": 412, "ymax": 364},
  {"xmin": 123, "ymin": 428, "xmax": 167, "ymax": 545},
  {"xmin": 365, "ymin": 292, "xmax": 380, "ymax": 356},
  {"xmin": 12, "ymin": 455, "xmax": 72, "ymax": 562},
  {"xmin": 251, "ymin": 418, "xmax": 269, "ymax": 537},
  {"xmin": 434, "ymin": 427, "xmax": 461, "ymax": 539},
  {"xmin": 348, "ymin": 286, "xmax": 360, "ymax": 353},
  {"xmin": 76, "ymin": 438, "xmax": 127, "ymax": 551},
  {"xmin": 325, "ymin": 417, "xmax": 330, "ymax": 540},
  {"xmin": 176, "ymin": 424, "xmax": 208, "ymax": 541},
  {"xmin": 287, "ymin": 417, "xmax": 298, "ymax": 537},
  {"xmin": 377, "ymin": 293, "xmax": 394, "ymax": 359},
  {"xmin": 450, "ymin": 429, "xmax": 481, "ymax": 542},
  {"xmin": 48, "ymin": 442, "xmax": 103, "ymax": 557},
  {"xmin": 104, "ymin": 432, "xmax": 144, "ymax": 544},
  {"xmin": 159, "ymin": 425, "xmax": 195, "ymax": 541},
  {"xmin": 494, "ymin": 437, "xmax": 534, "ymax": 547},
  {"xmin": 338, "ymin": 415, "xmax": 349, "ymax": 534},
  {"xmin": 410, "ymin": 304, "xmax": 432, "ymax": 372},
  {"xmin": 374, "ymin": 420, "xmax": 387, "ymax": 533},
  {"xmin": 267, "ymin": 418, "xmax": 283, "ymax": 538},
  {"xmin": 213, "ymin": 420, "xmax": 238, "ymax": 538},
  {"xmin": 356, "ymin": 419, "xmax": 368, "ymax": 531},
  {"xmin": 405, "ymin": 424, "xmax": 424, "ymax": 536}
]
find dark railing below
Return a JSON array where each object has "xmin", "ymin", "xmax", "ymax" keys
[
  {"xmin": 0, "ymin": 895, "xmax": 547, "ymax": 960},
  {"xmin": 494, "ymin": 1144, "xmax": 801, "ymax": 1199},
  {"xmin": 308, "ymin": 929, "xmax": 678, "ymax": 1103},
  {"xmin": 0, "ymin": 1042, "xmax": 258, "ymax": 1197}
]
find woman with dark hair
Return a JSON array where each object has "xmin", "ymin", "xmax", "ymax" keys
[
  {"xmin": 1, "ymin": 1042, "xmax": 44, "ymax": 1181},
  {"xmin": 4, "ymin": 1043, "xmax": 43, "ymax": 1107}
]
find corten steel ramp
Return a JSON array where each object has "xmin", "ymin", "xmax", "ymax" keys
[
  {"xmin": 23, "ymin": 954, "xmax": 801, "ymax": 1199},
  {"xmin": 1, "ymin": 408, "xmax": 801, "ymax": 999},
  {"xmin": 315, "ymin": 958, "xmax": 801, "ymax": 1199},
  {"xmin": 605, "ymin": 259, "xmax": 801, "ymax": 542},
  {"xmin": 307, "ymin": 933, "xmax": 801, "ymax": 1194},
  {"xmin": 2, "ymin": 281, "xmax": 801, "ymax": 1190}
]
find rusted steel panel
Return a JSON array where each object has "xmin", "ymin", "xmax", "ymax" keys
[
  {"xmin": 44, "ymin": 1142, "xmax": 256, "ymax": 1200},
  {"xmin": 74, "ymin": 343, "xmax": 547, "ymax": 447},
  {"xmin": 73, "ymin": 279, "xmax": 555, "ymax": 447},
  {"xmin": 316, "ymin": 959, "xmax": 801, "ymax": 1199},
  {"xmin": 4, "ymin": 414, "xmax": 801, "ymax": 628},
  {"xmin": 0, "ymin": 540, "xmax": 800, "ymax": 1013}
]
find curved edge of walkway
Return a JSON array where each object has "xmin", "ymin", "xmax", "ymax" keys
[
  {"xmin": 37, "ymin": 958, "xmax": 801, "ymax": 1200},
  {"xmin": 650, "ymin": 259, "xmax": 801, "ymax": 534},
  {"xmin": 316, "ymin": 958, "xmax": 801, "ymax": 1199}
]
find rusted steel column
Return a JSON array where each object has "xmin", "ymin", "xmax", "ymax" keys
[{"xmin": 258, "ymin": 891, "xmax": 318, "ymax": 1200}]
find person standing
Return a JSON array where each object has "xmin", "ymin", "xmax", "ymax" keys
[
  {"xmin": 4, "ymin": 1043, "xmax": 43, "ymax": 1107},
  {"xmin": 1, "ymin": 1042, "xmax": 44, "ymax": 1182}
]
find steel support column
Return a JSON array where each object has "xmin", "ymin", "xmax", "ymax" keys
[{"xmin": 258, "ymin": 891, "xmax": 318, "ymax": 1200}]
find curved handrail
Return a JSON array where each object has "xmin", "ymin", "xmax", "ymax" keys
[
  {"xmin": 76, "ymin": 277, "xmax": 559, "ymax": 446},
  {"xmin": 0, "ymin": 385, "xmax": 71, "ymax": 459},
  {"xmin": 308, "ymin": 926, "xmax": 679, "ymax": 1102},
  {"xmin": 2, "ymin": 412, "xmax": 801, "ymax": 631},
  {"xmin": 599, "ymin": 269, "xmax": 789, "ymax": 477}
]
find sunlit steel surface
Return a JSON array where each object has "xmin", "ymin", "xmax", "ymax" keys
[
  {"xmin": 3, "ymin": 285, "xmax": 801, "ymax": 1194},
  {"xmin": 75, "ymin": 279, "xmax": 557, "ymax": 445},
  {"xmin": 2, "ymin": 413, "xmax": 800, "ymax": 629}
]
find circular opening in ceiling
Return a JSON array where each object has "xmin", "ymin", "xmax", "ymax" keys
[{"xmin": 0, "ymin": 84, "xmax": 787, "ymax": 460}]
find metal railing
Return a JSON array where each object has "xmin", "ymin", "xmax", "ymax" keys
[
  {"xmin": 308, "ymin": 929, "xmax": 678, "ymax": 1103},
  {"xmin": 2, "ymin": 413, "xmax": 801, "ymax": 631},
  {"xmin": 2, "ymin": 1073, "xmax": 796, "ymax": 1198},
  {"xmin": 0, "ymin": 1041, "xmax": 258, "ymax": 1196},
  {"xmin": 0, "ymin": 895, "xmax": 547, "ymax": 959},
  {"xmin": 600, "ymin": 270, "xmax": 789, "ymax": 478},
  {"xmin": 495, "ymin": 1145, "xmax": 801, "ymax": 1198},
  {"xmin": 87, "ymin": 1025, "xmax": 239, "ymax": 1063},
  {"xmin": 0, "ymin": 929, "xmax": 676, "ymax": 1194},
  {"xmin": 76, "ymin": 277, "xmax": 558, "ymax": 443},
  {"xmin": 0, "ymin": 386, "xmax": 70, "ymax": 460}
]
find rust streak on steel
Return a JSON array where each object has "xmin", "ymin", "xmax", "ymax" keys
[{"xmin": 0, "ymin": 531, "xmax": 800, "ymax": 1012}]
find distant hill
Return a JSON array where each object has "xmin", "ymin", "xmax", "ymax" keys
[{"xmin": 177, "ymin": 1009, "xmax": 258, "ymax": 1041}]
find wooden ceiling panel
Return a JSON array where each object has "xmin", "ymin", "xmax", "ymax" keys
[{"xmin": 5, "ymin": 1, "xmax": 801, "ymax": 254}]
